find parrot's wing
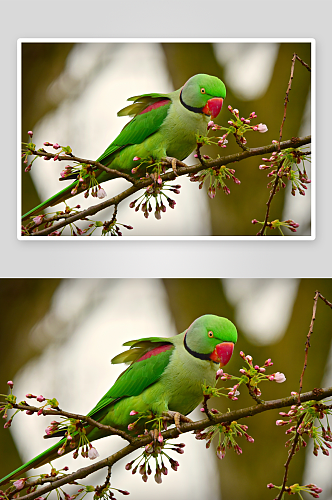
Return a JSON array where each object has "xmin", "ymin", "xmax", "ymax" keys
[
  {"xmin": 96, "ymin": 95, "xmax": 172, "ymax": 164},
  {"xmin": 87, "ymin": 339, "xmax": 175, "ymax": 419},
  {"xmin": 117, "ymin": 93, "xmax": 170, "ymax": 117}
]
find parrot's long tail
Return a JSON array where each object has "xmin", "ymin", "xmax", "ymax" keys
[
  {"xmin": 21, "ymin": 181, "xmax": 78, "ymax": 222},
  {"xmin": 0, "ymin": 438, "xmax": 67, "ymax": 486}
]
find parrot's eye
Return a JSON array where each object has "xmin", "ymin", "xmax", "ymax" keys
[
  {"xmin": 208, "ymin": 331, "xmax": 214, "ymax": 338},
  {"xmin": 200, "ymin": 88, "xmax": 206, "ymax": 94}
]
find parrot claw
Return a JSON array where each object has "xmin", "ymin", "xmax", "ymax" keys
[
  {"xmin": 171, "ymin": 158, "xmax": 179, "ymax": 177},
  {"xmin": 164, "ymin": 411, "xmax": 193, "ymax": 433},
  {"xmin": 162, "ymin": 156, "xmax": 187, "ymax": 176}
]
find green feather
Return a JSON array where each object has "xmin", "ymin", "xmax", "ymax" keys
[
  {"xmin": 117, "ymin": 93, "xmax": 170, "ymax": 117},
  {"xmin": 88, "ymin": 345, "xmax": 174, "ymax": 419},
  {"xmin": 97, "ymin": 100, "xmax": 171, "ymax": 164}
]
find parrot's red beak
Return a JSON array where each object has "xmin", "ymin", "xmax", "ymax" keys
[
  {"xmin": 202, "ymin": 97, "xmax": 224, "ymax": 119},
  {"xmin": 210, "ymin": 342, "xmax": 234, "ymax": 366}
]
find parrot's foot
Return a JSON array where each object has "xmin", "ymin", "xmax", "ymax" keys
[
  {"xmin": 162, "ymin": 157, "xmax": 187, "ymax": 176},
  {"xmin": 163, "ymin": 411, "xmax": 193, "ymax": 433},
  {"xmin": 149, "ymin": 428, "xmax": 159, "ymax": 442}
]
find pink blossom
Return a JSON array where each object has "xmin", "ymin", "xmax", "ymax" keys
[
  {"xmin": 129, "ymin": 410, "xmax": 138, "ymax": 416},
  {"xmin": 216, "ymin": 446, "xmax": 226, "ymax": 460},
  {"xmin": 257, "ymin": 123, "xmax": 268, "ymax": 133},
  {"xmin": 4, "ymin": 419, "xmax": 12, "ymax": 429},
  {"xmin": 133, "ymin": 156, "xmax": 141, "ymax": 161},
  {"xmin": 88, "ymin": 446, "xmax": 99, "ymax": 459},
  {"xmin": 28, "ymin": 131, "xmax": 33, "ymax": 137},
  {"xmin": 274, "ymin": 372, "xmax": 286, "ymax": 383},
  {"xmin": 154, "ymin": 472, "xmax": 162, "ymax": 484},
  {"xmin": 97, "ymin": 187, "xmax": 107, "ymax": 199},
  {"xmin": 33, "ymin": 216, "xmax": 43, "ymax": 226},
  {"xmin": 7, "ymin": 381, "xmax": 13, "ymax": 389},
  {"xmin": 53, "ymin": 143, "xmax": 60, "ymax": 150},
  {"xmin": 216, "ymin": 368, "xmax": 224, "ymax": 377},
  {"xmin": 13, "ymin": 479, "xmax": 26, "ymax": 490}
]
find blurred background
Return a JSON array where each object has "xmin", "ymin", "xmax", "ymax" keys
[
  {"xmin": 0, "ymin": 278, "xmax": 331, "ymax": 499},
  {"xmin": 21, "ymin": 41, "xmax": 312, "ymax": 236}
]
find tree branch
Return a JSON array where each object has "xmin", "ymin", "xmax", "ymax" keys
[
  {"xmin": 15, "ymin": 386, "xmax": 332, "ymax": 500},
  {"xmin": 25, "ymin": 135, "xmax": 311, "ymax": 236},
  {"xmin": 23, "ymin": 149, "xmax": 137, "ymax": 185},
  {"xmin": 7, "ymin": 402, "xmax": 133, "ymax": 442}
]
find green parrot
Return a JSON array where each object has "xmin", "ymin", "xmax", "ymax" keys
[
  {"xmin": 0, "ymin": 314, "xmax": 237, "ymax": 485},
  {"xmin": 22, "ymin": 73, "xmax": 226, "ymax": 221}
]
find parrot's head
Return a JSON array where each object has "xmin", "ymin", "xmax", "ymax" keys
[
  {"xmin": 184, "ymin": 314, "xmax": 237, "ymax": 366},
  {"xmin": 180, "ymin": 74, "xmax": 226, "ymax": 119}
]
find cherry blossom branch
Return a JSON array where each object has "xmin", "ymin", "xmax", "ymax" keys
[
  {"xmin": 272, "ymin": 289, "xmax": 332, "ymax": 500},
  {"xmin": 257, "ymin": 158, "xmax": 285, "ymax": 236},
  {"xmin": 13, "ymin": 387, "xmax": 332, "ymax": 500},
  {"xmin": 7, "ymin": 402, "xmax": 133, "ymax": 443},
  {"xmin": 275, "ymin": 414, "xmax": 305, "ymax": 500},
  {"xmin": 22, "ymin": 149, "xmax": 137, "ymax": 185},
  {"xmin": 25, "ymin": 135, "xmax": 311, "ymax": 236}
]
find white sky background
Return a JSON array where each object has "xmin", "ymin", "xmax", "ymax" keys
[
  {"xmin": 10, "ymin": 278, "xmax": 331, "ymax": 499},
  {"xmin": 28, "ymin": 41, "xmax": 311, "ymax": 236}
]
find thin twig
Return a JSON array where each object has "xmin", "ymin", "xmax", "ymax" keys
[
  {"xmin": 298, "ymin": 290, "xmax": 320, "ymax": 401},
  {"xmin": 275, "ymin": 415, "xmax": 305, "ymax": 500},
  {"xmin": 279, "ymin": 53, "xmax": 311, "ymax": 148},
  {"xmin": 257, "ymin": 158, "xmax": 285, "ymax": 236},
  {"xmin": 317, "ymin": 292, "xmax": 332, "ymax": 309},
  {"xmin": 298, "ymin": 291, "xmax": 332, "ymax": 400},
  {"xmin": 24, "ymin": 135, "xmax": 311, "ymax": 236}
]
